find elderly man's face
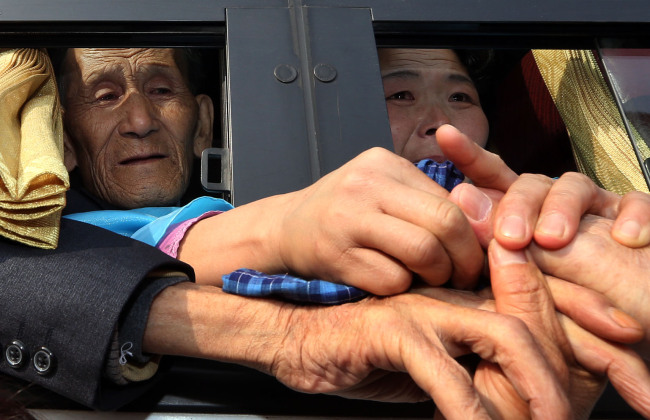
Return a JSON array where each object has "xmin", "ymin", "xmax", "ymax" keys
[
  {"xmin": 62, "ymin": 48, "xmax": 213, "ymax": 208},
  {"xmin": 379, "ymin": 49, "xmax": 489, "ymax": 163}
]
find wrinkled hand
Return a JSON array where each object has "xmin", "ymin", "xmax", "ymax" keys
[
  {"xmin": 415, "ymin": 241, "xmax": 650, "ymax": 419},
  {"xmin": 530, "ymin": 215, "xmax": 650, "ymax": 358},
  {"xmin": 271, "ymin": 289, "xmax": 570, "ymax": 419},
  {"xmin": 146, "ymin": 281, "xmax": 572, "ymax": 419}
]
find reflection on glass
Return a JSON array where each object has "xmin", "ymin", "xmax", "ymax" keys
[{"xmin": 598, "ymin": 48, "xmax": 650, "ymax": 184}]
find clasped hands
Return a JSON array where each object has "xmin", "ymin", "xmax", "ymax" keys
[{"xmin": 172, "ymin": 125, "xmax": 650, "ymax": 419}]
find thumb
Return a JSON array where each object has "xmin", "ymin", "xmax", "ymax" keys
[
  {"xmin": 448, "ymin": 183, "xmax": 502, "ymax": 248},
  {"xmin": 488, "ymin": 240, "xmax": 572, "ymax": 390}
]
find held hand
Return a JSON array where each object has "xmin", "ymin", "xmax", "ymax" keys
[
  {"xmin": 146, "ymin": 283, "xmax": 571, "ymax": 419},
  {"xmin": 274, "ymin": 147, "xmax": 484, "ymax": 293},
  {"xmin": 530, "ymin": 215, "xmax": 650, "ymax": 357},
  {"xmin": 270, "ymin": 291, "xmax": 570, "ymax": 419},
  {"xmin": 180, "ymin": 147, "xmax": 483, "ymax": 292},
  {"xmin": 415, "ymin": 243, "xmax": 650, "ymax": 419},
  {"xmin": 437, "ymin": 124, "xmax": 650, "ymax": 249}
]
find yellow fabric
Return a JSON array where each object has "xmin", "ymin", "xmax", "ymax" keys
[
  {"xmin": 0, "ymin": 48, "xmax": 69, "ymax": 249},
  {"xmin": 532, "ymin": 49, "xmax": 649, "ymax": 194}
]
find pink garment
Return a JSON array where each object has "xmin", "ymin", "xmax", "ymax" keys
[{"xmin": 157, "ymin": 211, "xmax": 223, "ymax": 258}]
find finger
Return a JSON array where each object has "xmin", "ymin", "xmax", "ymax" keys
[
  {"xmin": 488, "ymin": 241, "xmax": 572, "ymax": 385},
  {"xmin": 612, "ymin": 190, "xmax": 650, "ymax": 248},
  {"xmin": 411, "ymin": 286, "xmax": 572, "ymax": 419},
  {"xmin": 400, "ymin": 337, "xmax": 491, "ymax": 420},
  {"xmin": 492, "ymin": 174, "xmax": 554, "ymax": 250},
  {"xmin": 560, "ymin": 314, "xmax": 650, "ymax": 418},
  {"xmin": 359, "ymin": 147, "xmax": 454, "ymax": 198},
  {"xmin": 436, "ymin": 124, "xmax": 519, "ymax": 192},
  {"xmin": 426, "ymin": 299, "xmax": 572, "ymax": 419},
  {"xmin": 533, "ymin": 172, "xmax": 621, "ymax": 249},
  {"xmin": 328, "ymin": 211, "xmax": 455, "ymax": 295},
  {"xmin": 448, "ymin": 183, "xmax": 502, "ymax": 248},
  {"xmin": 547, "ymin": 276, "xmax": 643, "ymax": 344},
  {"xmin": 379, "ymin": 184, "xmax": 484, "ymax": 290}
]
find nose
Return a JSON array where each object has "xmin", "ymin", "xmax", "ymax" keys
[
  {"xmin": 417, "ymin": 102, "xmax": 451, "ymax": 139},
  {"xmin": 117, "ymin": 91, "xmax": 159, "ymax": 139}
]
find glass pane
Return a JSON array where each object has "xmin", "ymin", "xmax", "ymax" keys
[{"xmin": 598, "ymin": 47, "xmax": 650, "ymax": 184}]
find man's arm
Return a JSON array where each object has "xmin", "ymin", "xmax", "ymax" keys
[
  {"xmin": 179, "ymin": 147, "xmax": 485, "ymax": 293},
  {"xmin": 143, "ymin": 281, "xmax": 572, "ymax": 419},
  {"xmin": 0, "ymin": 219, "xmax": 193, "ymax": 409}
]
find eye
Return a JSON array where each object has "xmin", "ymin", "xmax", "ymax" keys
[
  {"xmin": 149, "ymin": 87, "xmax": 172, "ymax": 95},
  {"xmin": 96, "ymin": 92, "xmax": 119, "ymax": 102},
  {"xmin": 386, "ymin": 91, "xmax": 414, "ymax": 101},
  {"xmin": 449, "ymin": 92, "xmax": 472, "ymax": 103}
]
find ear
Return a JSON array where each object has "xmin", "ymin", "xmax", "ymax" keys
[
  {"xmin": 63, "ymin": 128, "xmax": 78, "ymax": 172},
  {"xmin": 193, "ymin": 94, "xmax": 215, "ymax": 158}
]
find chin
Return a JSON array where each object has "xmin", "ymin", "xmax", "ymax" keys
[{"xmin": 112, "ymin": 189, "xmax": 183, "ymax": 209}]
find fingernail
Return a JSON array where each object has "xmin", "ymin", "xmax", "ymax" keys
[
  {"xmin": 458, "ymin": 187, "xmax": 491, "ymax": 222},
  {"xmin": 537, "ymin": 213, "xmax": 567, "ymax": 239},
  {"xmin": 617, "ymin": 219, "xmax": 642, "ymax": 240},
  {"xmin": 491, "ymin": 243, "xmax": 528, "ymax": 266},
  {"xmin": 499, "ymin": 215, "xmax": 526, "ymax": 240},
  {"xmin": 608, "ymin": 307, "xmax": 643, "ymax": 330}
]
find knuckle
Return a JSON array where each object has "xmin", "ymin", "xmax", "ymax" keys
[
  {"xmin": 403, "ymin": 234, "xmax": 443, "ymax": 269},
  {"xmin": 428, "ymin": 200, "xmax": 466, "ymax": 235},
  {"xmin": 519, "ymin": 172, "xmax": 553, "ymax": 187},
  {"xmin": 359, "ymin": 146, "xmax": 395, "ymax": 164}
]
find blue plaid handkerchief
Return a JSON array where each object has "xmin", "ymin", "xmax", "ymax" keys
[
  {"xmin": 222, "ymin": 268, "xmax": 368, "ymax": 305},
  {"xmin": 416, "ymin": 159, "xmax": 465, "ymax": 191},
  {"xmin": 223, "ymin": 159, "xmax": 465, "ymax": 305}
]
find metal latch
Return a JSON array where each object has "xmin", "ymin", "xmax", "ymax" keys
[{"xmin": 201, "ymin": 147, "xmax": 232, "ymax": 195}]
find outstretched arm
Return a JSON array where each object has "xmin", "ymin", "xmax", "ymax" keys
[
  {"xmin": 179, "ymin": 147, "xmax": 484, "ymax": 293},
  {"xmin": 144, "ymin": 281, "xmax": 573, "ymax": 420}
]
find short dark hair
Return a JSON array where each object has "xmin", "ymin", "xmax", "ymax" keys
[
  {"xmin": 48, "ymin": 47, "xmax": 205, "ymax": 107},
  {"xmin": 454, "ymin": 49, "xmax": 495, "ymax": 99}
]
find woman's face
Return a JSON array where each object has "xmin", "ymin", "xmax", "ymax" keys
[{"xmin": 379, "ymin": 48, "xmax": 489, "ymax": 163}]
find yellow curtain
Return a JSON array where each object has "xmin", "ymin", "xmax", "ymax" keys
[
  {"xmin": 0, "ymin": 48, "xmax": 69, "ymax": 249},
  {"xmin": 532, "ymin": 49, "xmax": 649, "ymax": 194}
]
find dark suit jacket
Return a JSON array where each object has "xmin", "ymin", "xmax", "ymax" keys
[{"xmin": 0, "ymin": 210, "xmax": 194, "ymax": 409}]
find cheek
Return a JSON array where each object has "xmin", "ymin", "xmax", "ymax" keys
[
  {"xmin": 459, "ymin": 111, "xmax": 489, "ymax": 148},
  {"xmin": 386, "ymin": 108, "xmax": 412, "ymax": 153},
  {"xmin": 67, "ymin": 112, "xmax": 115, "ymax": 163},
  {"xmin": 160, "ymin": 105, "xmax": 199, "ymax": 170}
]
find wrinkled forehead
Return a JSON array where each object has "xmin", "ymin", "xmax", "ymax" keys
[
  {"xmin": 378, "ymin": 48, "xmax": 468, "ymax": 75},
  {"xmin": 63, "ymin": 48, "xmax": 184, "ymax": 81}
]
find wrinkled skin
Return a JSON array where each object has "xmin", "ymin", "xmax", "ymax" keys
[
  {"xmin": 62, "ymin": 48, "xmax": 213, "ymax": 208},
  {"xmin": 414, "ymin": 242, "xmax": 650, "ymax": 420},
  {"xmin": 530, "ymin": 215, "xmax": 650, "ymax": 357}
]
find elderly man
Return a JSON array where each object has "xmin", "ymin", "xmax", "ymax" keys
[
  {"xmin": 2, "ymin": 46, "xmax": 648, "ymax": 418},
  {"xmin": 60, "ymin": 48, "xmax": 213, "ymax": 209}
]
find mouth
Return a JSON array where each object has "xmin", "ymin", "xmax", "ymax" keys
[{"xmin": 119, "ymin": 154, "xmax": 167, "ymax": 165}]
